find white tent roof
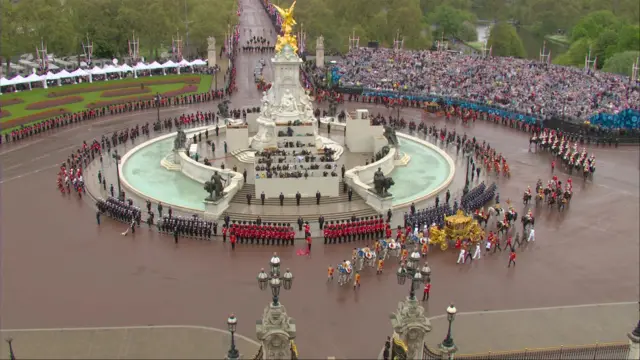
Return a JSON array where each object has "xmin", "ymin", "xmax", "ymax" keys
[
  {"xmin": 102, "ymin": 65, "xmax": 120, "ymax": 73},
  {"xmin": 43, "ymin": 71, "xmax": 59, "ymax": 80},
  {"xmin": 11, "ymin": 75, "xmax": 26, "ymax": 84},
  {"xmin": 56, "ymin": 69, "xmax": 73, "ymax": 78},
  {"xmin": 178, "ymin": 59, "xmax": 192, "ymax": 67},
  {"xmin": 190, "ymin": 59, "xmax": 207, "ymax": 66},
  {"xmin": 25, "ymin": 73, "xmax": 43, "ymax": 82},
  {"xmin": 146, "ymin": 61, "xmax": 163, "ymax": 70},
  {"xmin": 0, "ymin": 77, "xmax": 14, "ymax": 86},
  {"xmin": 162, "ymin": 60, "xmax": 177, "ymax": 68},
  {"xmin": 133, "ymin": 62, "xmax": 148, "ymax": 70},
  {"xmin": 119, "ymin": 64, "xmax": 133, "ymax": 72},
  {"xmin": 90, "ymin": 66, "xmax": 105, "ymax": 75},
  {"xmin": 70, "ymin": 68, "xmax": 89, "ymax": 77}
]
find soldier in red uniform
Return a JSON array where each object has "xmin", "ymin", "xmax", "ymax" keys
[{"xmin": 222, "ymin": 225, "xmax": 228, "ymax": 242}]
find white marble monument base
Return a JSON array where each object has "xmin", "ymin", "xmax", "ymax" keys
[
  {"xmin": 247, "ymin": 112, "xmax": 259, "ymax": 133},
  {"xmin": 365, "ymin": 191, "xmax": 394, "ymax": 214},
  {"xmin": 203, "ymin": 196, "xmax": 231, "ymax": 221}
]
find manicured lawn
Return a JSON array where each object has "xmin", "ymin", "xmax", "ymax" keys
[
  {"xmin": 545, "ymin": 34, "xmax": 570, "ymax": 46},
  {"xmin": 0, "ymin": 74, "xmax": 212, "ymax": 125},
  {"xmin": 467, "ymin": 41, "xmax": 485, "ymax": 51}
]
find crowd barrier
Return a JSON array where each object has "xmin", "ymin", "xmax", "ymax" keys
[{"xmin": 589, "ymin": 108, "xmax": 640, "ymax": 130}]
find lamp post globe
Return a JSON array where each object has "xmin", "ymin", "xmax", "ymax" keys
[
  {"xmin": 282, "ymin": 268, "xmax": 294, "ymax": 290},
  {"xmin": 407, "ymin": 251, "xmax": 420, "ymax": 272},
  {"xmin": 442, "ymin": 303, "xmax": 457, "ymax": 348},
  {"xmin": 421, "ymin": 263, "xmax": 431, "ymax": 282},
  {"xmin": 257, "ymin": 268, "xmax": 269, "ymax": 291},
  {"xmin": 269, "ymin": 277, "xmax": 282, "ymax": 306},
  {"xmin": 227, "ymin": 314, "xmax": 238, "ymax": 333},
  {"xmin": 396, "ymin": 266, "xmax": 407, "ymax": 285},
  {"xmin": 226, "ymin": 314, "xmax": 239, "ymax": 360},
  {"xmin": 270, "ymin": 252, "xmax": 281, "ymax": 276}
]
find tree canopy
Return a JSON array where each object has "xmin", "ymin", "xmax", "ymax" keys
[
  {"xmin": 487, "ymin": 22, "xmax": 526, "ymax": 58},
  {"xmin": 554, "ymin": 10, "xmax": 639, "ymax": 70},
  {"xmin": 0, "ymin": 0, "xmax": 238, "ymax": 63},
  {"xmin": 278, "ymin": 0, "xmax": 431, "ymax": 53}
]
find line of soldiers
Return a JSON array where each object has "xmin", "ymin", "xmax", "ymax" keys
[
  {"xmin": 97, "ymin": 197, "xmax": 142, "ymax": 224},
  {"xmin": 242, "ymin": 36, "xmax": 273, "ymax": 52},
  {"xmin": 462, "ymin": 183, "xmax": 497, "ymax": 212},
  {"xmin": 157, "ymin": 216, "xmax": 216, "ymax": 239},
  {"xmin": 405, "ymin": 203, "xmax": 454, "ymax": 230},
  {"xmin": 223, "ymin": 222, "xmax": 296, "ymax": 245},
  {"xmin": 323, "ymin": 216, "xmax": 388, "ymax": 244}
]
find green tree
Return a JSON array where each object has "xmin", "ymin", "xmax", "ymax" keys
[
  {"xmin": 570, "ymin": 10, "xmax": 621, "ymax": 43},
  {"xmin": 427, "ymin": 5, "xmax": 477, "ymax": 42},
  {"xmin": 602, "ymin": 51, "xmax": 640, "ymax": 77},
  {"xmin": 487, "ymin": 22, "xmax": 526, "ymax": 57},
  {"xmin": 553, "ymin": 37, "xmax": 590, "ymax": 66},
  {"xmin": 592, "ymin": 29, "xmax": 619, "ymax": 68}
]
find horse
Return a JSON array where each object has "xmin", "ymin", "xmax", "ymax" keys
[
  {"xmin": 488, "ymin": 206, "xmax": 504, "ymax": 218},
  {"xmin": 547, "ymin": 196, "xmax": 556, "ymax": 208},
  {"xmin": 521, "ymin": 215, "xmax": 534, "ymax": 232},
  {"xmin": 474, "ymin": 213, "xmax": 489, "ymax": 227},
  {"xmin": 523, "ymin": 192, "xmax": 532, "ymax": 205},
  {"xmin": 505, "ymin": 209, "xmax": 518, "ymax": 224},
  {"xmin": 496, "ymin": 220, "xmax": 510, "ymax": 235},
  {"xmin": 558, "ymin": 198, "xmax": 567, "ymax": 212},
  {"xmin": 535, "ymin": 192, "xmax": 544, "ymax": 207}
]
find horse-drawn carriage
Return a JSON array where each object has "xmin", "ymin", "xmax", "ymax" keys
[{"xmin": 428, "ymin": 210, "xmax": 485, "ymax": 251}]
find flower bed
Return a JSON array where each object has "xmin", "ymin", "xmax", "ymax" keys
[
  {"xmin": 47, "ymin": 76, "xmax": 202, "ymax": 98},
  {"xmin": 1, "ymin": 108, "xmax": 70, "ymax": 128},
  {"xmin": 25, "ymin": 96, "xmax": 84, "ymax": 110},
  {"xmin": 85, "ymin": 84, "xmax": 200, "ymax": 109},
  {"xmin": 101, "ymin": 87, "xmax": 151, "ymax": 98},
  {"xmin": 162, "ymin": 84, "xmax": 198, "ymax": 97},
  {"xmin": 0, "ymin": 109, "xmax": 11, "ymax": 118},
  {"xmin": 0, "ymin": 98, "xmax": 24, "ymax": 107}
]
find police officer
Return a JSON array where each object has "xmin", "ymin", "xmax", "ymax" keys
[
  {"xmin": 261, "ymin": 191, "xmax": 266, "ymax": 205},
  {"xmin": 348, "ymin": 187, "xmax": 353, "ymax": 201},
  {"xmin": 297, "ymin": 216, "xmax": 304, "ymax": 231},
  {"xmin": 247, "ymin": 193, "xmax": 252, "ymax": 205},
  {"xmin": 316, "ymin": 191, "xmax": 321, "ymax": 205},
  {"xmin": 296, "ymin": 191, "xmax": 301, "ymax": 206},
  {"xmin": 318, "ymin": 215, "xmax": 325, "ymax": 230},
  {"xmin": 279, "ymin": 192, "xmax": 285, "ymax": 206}
]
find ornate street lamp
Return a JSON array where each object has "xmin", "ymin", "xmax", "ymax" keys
[
  {"xmin": 257, "ymin": 253, "xmax": 293, "ymax": 306},
  {"xmin": 112, "ymin": 149, "xmax": 123, "ymax": 200},
  {"xmin": 226, "ymin": 314, "xmax": 239, "ymax": 360},
  {"xmin": 442, "ymin": 304, "xmax": 457, "ymax": 348},
  {"xmin": 396, "ymin": 251, "xmax": 429, "ymax": 300}
]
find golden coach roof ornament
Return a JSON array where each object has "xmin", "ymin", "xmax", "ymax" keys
[{"xmin": 274, "ymin": 0, "xmax": 299, "ymax": 54}]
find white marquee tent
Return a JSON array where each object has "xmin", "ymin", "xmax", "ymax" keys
[
  {"xmin": 0, "ymin": 77, "xmax": 13, "ymax": 87},
  {"xmin": 162, "ymin": 60, "xmax": 177, "ymax": 68},
  {"xmin": 178, "ymin": 59, "xmax": 192, "ymax": 67},
  {"xmin": 190, "ymin": 59, "xmax": 207, "ymax": 66},
  {"xmin": 119, "ymin": 64, "xmax": 133, "ymax": 72},
  {"xmin": 146, "ymin": 61, "xmax": 163, "ymax": 70}
]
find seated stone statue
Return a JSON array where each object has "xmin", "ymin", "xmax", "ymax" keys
[{"xmin": 373, "ymin": 167, "xmax": 394, "ymax": 197}]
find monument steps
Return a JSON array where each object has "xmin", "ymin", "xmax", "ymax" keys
[{"xmin": 231, "ymin": 183, "xmax": 362, "ymax": 206}]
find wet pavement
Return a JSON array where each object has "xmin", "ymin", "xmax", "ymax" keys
[{"xmin": 0, "ymin": 0, "xmax": 639, "ymax": 358}]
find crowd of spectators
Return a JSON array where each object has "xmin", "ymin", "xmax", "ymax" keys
[{"xmin": 318, "ymin": 48, "xmax": 639, "ymax": 123}]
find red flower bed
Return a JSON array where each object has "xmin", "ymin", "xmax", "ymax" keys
[
  {"xmin": 25, "ymin": 96, "xmax": 84, "ymax": 110},
  {"xmin": 0, "ymin": 98, "xmax": 24, "ymax": 107},
  {"xmin": 86, "ymin": 85, "xmax": 200, "ymax": 109},
  {"xmin": 101, "ymin": 87, "xmax": 151, "ymax": 98},
  {"xmin": 0, "ymin": 109, "xmax": 11, "ymax": 118},
  {"xmin": 1, "ymin": 108, "xmax": 70, "ymax": 128},
  {"xmin": 47, "ymin": 76, "xmax": 201, "ymax": 97},
  {"xmin": 162, "ymin": 84, "xmax": 198, "ymax": 97}
]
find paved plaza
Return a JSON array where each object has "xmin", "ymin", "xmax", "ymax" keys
[{"xmin": 0, "ymin": 0, "xmax": 638, "ymax": 358}]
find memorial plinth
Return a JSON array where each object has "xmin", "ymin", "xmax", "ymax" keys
[{"xmin": 203, "ymin": 196, "xmax": 230, "ymax": 221}]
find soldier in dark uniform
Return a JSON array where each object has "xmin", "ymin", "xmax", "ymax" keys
[
  {"xmin": 387, "ymin": 209, "xmax": 392, "ymax": 223},
  {"xmin": 348, "ymin": 187, "xmax": 353, "ymax": 201},
  {"xmin": 261, "ymin": 191, "xmax": 265, "ymax": 205},
  {"xmin": 318, "ymin": 215, "xmax": 325, "ymax": 230},
  {"xmin": 316, "ymin": 191, "xmax": 321, "ymax": 205},
  {"xmin": 158, "ymin": 202, "xmax": 164, "ymax": 218},
  {"xmin": 110, "ymin": 184, "xmax": 115, "ymax": 197},
  {"xmin": 296, "ymin": 191, "xmax": 301, "ymax": 206},
  {"xmin": 279, "ymin": 192, "xmax": 285, "ymax": 206},
  {"xmin": 168, "ymin": 206, "xmax": 173, "ymax": 218},
  {"xmin": 297, "ymin": 216, "xmax": 304, "ymax": 231},
  {"xmin": 247, "ymin": 193, "xmax": 252, "ymax": 205},
  {"xmin": 446, "ymin": 189, "xmax": 451, "ymax": 203}
]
